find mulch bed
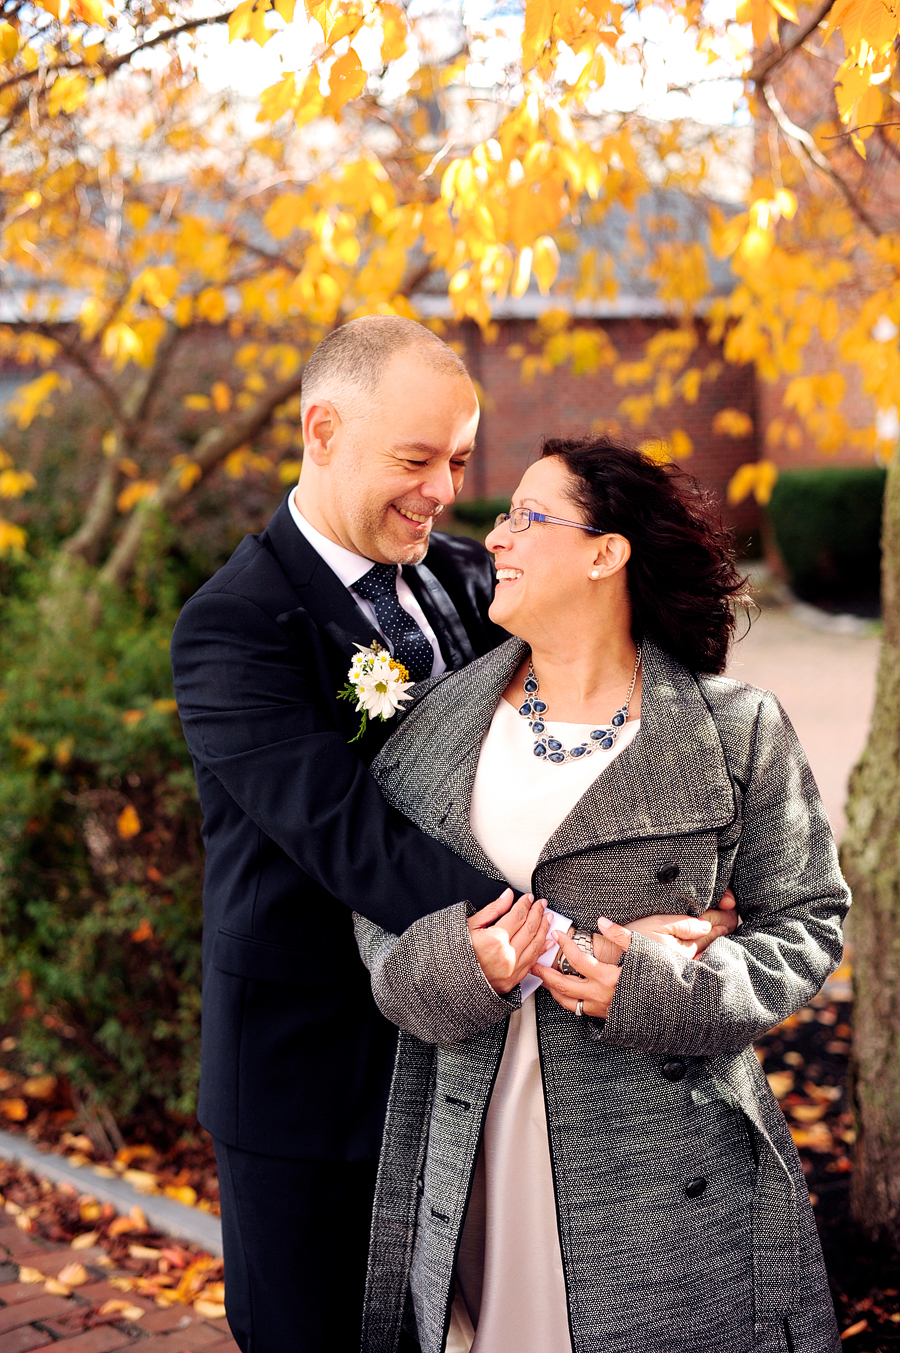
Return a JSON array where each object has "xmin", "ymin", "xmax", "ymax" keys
[{"xmin": 755, "ymin": 990, "xmax": 899, "ymax": 1349}]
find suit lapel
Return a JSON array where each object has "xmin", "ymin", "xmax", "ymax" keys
[
  {"xmin": 263, "ymin": 496, "xmax": 384, "ymax": 662},
  {"xmin": 402, "ymin": 562, "xmax": 476, "ymax": 670}
]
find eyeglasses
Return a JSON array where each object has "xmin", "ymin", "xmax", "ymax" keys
[{"xmin": 493, "ymin": 507, "xmax": 605, "ymax": 535}]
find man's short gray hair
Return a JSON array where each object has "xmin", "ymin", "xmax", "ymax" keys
[{"xmin": 300, "ymin": 316, "xmax": 471, "ymax": 421}]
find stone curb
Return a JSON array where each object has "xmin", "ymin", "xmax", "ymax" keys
[{"xmin": 0, "ymin": 1129, "xmax": 223, "ymax": 1254}]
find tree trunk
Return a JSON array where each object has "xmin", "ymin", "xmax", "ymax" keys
[{"xmin": 842, "ymin": 440, "xmax": 900, "ymax": 1249}]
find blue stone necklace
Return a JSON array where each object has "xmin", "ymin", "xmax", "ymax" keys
[{"xmin": 519, "ymin": 646, "xmax": 642, "ymax": 765}]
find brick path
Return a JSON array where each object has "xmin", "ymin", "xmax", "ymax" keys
[{"xmin": 0, "ymin": 1217, "xmax": 238, "ymax": 1353}]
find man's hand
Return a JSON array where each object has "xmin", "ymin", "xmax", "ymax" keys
[
  {"xmin": 467, "ymin": 889, "xmax": 553, "ymax": 994},
  {"xmin": 590, "ymin": 888, "xmax": 740, "ymax": 964}
]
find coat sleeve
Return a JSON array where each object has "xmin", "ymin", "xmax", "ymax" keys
[
  {"xmin": 592, "ymin": 692, "xmax": 850, "ymax": 1056},
  {"xmin": 171, "ymin": 589, "xmax": 507, "ymax": 934},
  {"xmin": 353, "ymin": 906, "xmax": 517, "ymax": 1045}
]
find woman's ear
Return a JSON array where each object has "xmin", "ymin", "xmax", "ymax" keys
[
  {"xmin": 302, "ymin": 400, "xmax": 342, "ymax": 466},
  {"xmin": 590, "ymin": 533, "xmax": 631, "ymax": 579}
]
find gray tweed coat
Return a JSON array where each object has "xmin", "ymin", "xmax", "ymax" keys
[{"xmin": 354, "ymin": 638, "xmax": 848, "ymax": 1353}]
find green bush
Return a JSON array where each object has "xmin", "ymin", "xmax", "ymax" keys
[
  {"xmin": 767, "ymin": 467, "xmax": 886, "ymax": 606},
  {"xmin": 0, "ymin": 562, "xmax": 203, "ymax": 1126},
  {"xmin": 452, "ymin": 497, "xmax": 512, "ymax": 527}
]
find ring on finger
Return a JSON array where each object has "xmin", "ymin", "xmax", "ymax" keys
[{"xmin": 575, "ymin": 999, "xmax": 584, "ymax": 1018}]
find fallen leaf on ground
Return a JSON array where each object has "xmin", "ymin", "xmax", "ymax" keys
[
  {"xmin": 766, "ymin": 1071, "xmax": 794, "ymax": 1099},
  {"xmin": 80, "ymin": 1200, "xmax": 102, "ymax": 1221},
  {"xmin": 44, "ymin": 1278, "xmax": 71, "ymax": 1295},
  {"xmin": 790, "ymin": 1122, "xmax": 833, "ymax": 1151},
  {"xmin": 22, "ymin": 1075, "xmax": 57, "ymax": 1099},
  {"xmin": 129, "ymin": 1244, "xmax": 161, "ymax": 1259},
  {"xmin": 71, "ymin": 1230, "xmax": 99, "ymax": 1248},
  {"xmin": 194, "ymin": 1298, "xmax": 227, "ymax": 1317},
  {"xmin": 57, "ymin": 1262, "xmax": 88, "ymax": 1286},
  {"xmin": 18, "ymin": 1266, "xmax": 45, "ymax": 1283},
  {"xmin": 122, "ymin": 1169, "xmax": 158, "ymax": 1193},
  {"xmin": 163, "ymin": 1184, "xmax": 197, "ymax": 1206},
  {"xmin": 0, "ymin": 1098, "xmax": 28, "ymax": 1121},
  {"xmin": 841, "ymin": 1319, "xmax": 868, "ymax": 1339},
  {"xmin": 789, "ymin": 1103, "xmax": 827, "ymax": 1123},
  {"xmin": 98, "ymin": 1299, "xmax": 145, "ymax": 1319}
]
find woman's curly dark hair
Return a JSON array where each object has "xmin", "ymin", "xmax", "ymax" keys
[{"xmin": 541, "ymin": 436, "xmax": 750, "ymax": 674}]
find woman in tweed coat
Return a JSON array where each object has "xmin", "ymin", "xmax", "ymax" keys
[{"xmin": 354, "ymin": 437, "xmax": 848, "ymax": 1353}]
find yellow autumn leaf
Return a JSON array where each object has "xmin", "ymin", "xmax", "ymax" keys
[
  {"xmin": 0, "ymin": 469, "xmax": 36, "ymax": 498},
  {"xmin": 196, "ymin": 289, "xmax": 228, "ymax": 324},
  {"xmin": 0, "ymin": 23, "xmax": 19, "ymax": 60},
  {"xmin": 0, "ymin": 521, "xmax": 26, "ymax": 555},
  {"xmin": 328, "ymin": 49, "xmax": 366, "ymax": 113},
  {"xmin": 47, "ymin": 72, "xmax": 88, "ymax": 118},
  {"xmin": 116, "ymin": 805, "xmax": 141, "ymax": 840},
  {"xmin": 70, "ymin": 1231, "xmax": 100, "ymax": 1249},
  {"xmin": 726, "ymin": 460, "xmax": 778, "ymax": 506},
  {"xmin": 211, "ymin": 381, "xmax": 232, "ymax": 413},
  {"xmin": 380, "ymin": 3, "xmax": 407, "ymax": 63},
  {"xmin": 712, "ymin": 409, "xmax": 754, "ymax": 438},
  {"xmin": 18, "ymin": 1267, "xmax": 45, "ymax": 1284},
  {"xmin": 0, "ymin": 1098, "xmax": 28, "ymax": 1121},
  {"xmin": 532, "ymin": 236, "xmax": 560, "ymax": 294},
  {"xmin": 117, "ymin": 480, "xmax": 157, "ymax": 513},
  {"xmin": 163, "ymin": 1184, "xmax": 198, "ymax": 1206}
]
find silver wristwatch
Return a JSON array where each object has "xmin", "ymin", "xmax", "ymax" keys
[{"xmin": 558, "ymin": 927, "xmax": 593, "ymax": 977}]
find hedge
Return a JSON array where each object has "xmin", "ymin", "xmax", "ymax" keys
[{"xmin": 767, "ymin": 466, "xmax": 885, "ymax": 607}]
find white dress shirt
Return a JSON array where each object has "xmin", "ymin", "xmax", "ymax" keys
[{"xmin": 288, "ymin": 491, "xmax": 446, "ymax": 678}]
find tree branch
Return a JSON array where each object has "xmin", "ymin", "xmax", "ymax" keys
[
  {"xmin": 95, "ymin": 365, "xmax": 307, "ymax": 591},
  {"xmin": 33, "ymin": 324, "xmax": 123, "ymax": 420},
  {"xmin": 747, "ymin": 0, "xmax": 836, "ymax": 86},
  {"xmin": 761, "ymin": 85, "xmax": 883, "ymax": 238}
]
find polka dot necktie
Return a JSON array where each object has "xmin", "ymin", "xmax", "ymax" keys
[{"xmin": 353, "ymin": 563, "xmax": 434, "ymax": 682}]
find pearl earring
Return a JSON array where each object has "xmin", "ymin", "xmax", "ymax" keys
[{"xmin": 590, "ymin": 569, "xmax": 600, "ymax": 579}]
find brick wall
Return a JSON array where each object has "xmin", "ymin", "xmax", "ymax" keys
[{"xmin": 448, "ymin": 317, "xmax": 761, "ymax": 536}]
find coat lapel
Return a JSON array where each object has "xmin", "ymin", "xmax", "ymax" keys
[
  {"xmin": 404, "ymin": 637, "xmax": 738, "ymax": 868},
  {"xmin": 537, "ymin": 641, "xmax": 738, "ymax": 863}
]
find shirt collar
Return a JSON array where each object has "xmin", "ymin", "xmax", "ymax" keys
[{"xmin": 288, "ymin": 489, "xmax": 396, "ymax": 591}]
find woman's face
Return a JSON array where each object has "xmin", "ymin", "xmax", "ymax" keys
[{"xmin": 485, "ymin": 456, "xmax": 611, "ymax": 638}]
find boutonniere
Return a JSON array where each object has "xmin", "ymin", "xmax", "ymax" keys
[{"xmin": 338, "ymin": 643, "xmax": 414, "ymax": 743}]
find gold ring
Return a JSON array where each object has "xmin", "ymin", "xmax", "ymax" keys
[{"xmin": 575, "ymin": 999, "xmax": 584, "ymax": 1017}]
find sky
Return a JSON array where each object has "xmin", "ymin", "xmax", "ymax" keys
[{"xmin": 188, "ymin": 0, "xmax": 749, "ymax": 129}]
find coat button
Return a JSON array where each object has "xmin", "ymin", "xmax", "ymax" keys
[
  {"xmin": 656, "ymin": 862, "xmax": 680, "ymax": 884},
  {"xmin": 416, "ymin": 1175, "xmax": 424, "ymax": 1195},
  {"xmin": 661, "ymin": 1059, "xmax": 687, "ymax": 1082},
  {"xmin": 685, "ymin": 1178, "xmax": 708, "ymax": 1198}
]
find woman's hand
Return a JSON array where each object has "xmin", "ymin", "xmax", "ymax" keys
[
  {"xmin": 467, "ymin": 889, "xmax": 553, "ymax": 995},
  {"xmin": 537, "ymin": 923, "xmax": 625, "ymax": 1018}
]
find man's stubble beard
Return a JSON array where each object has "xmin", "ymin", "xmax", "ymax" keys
[{"xmin": 349, "ymin": 498, "xmax": 432, "ymax": 566}]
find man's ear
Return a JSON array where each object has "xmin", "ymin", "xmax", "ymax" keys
[
  {"xmin": 303, "ymin": 400, "xmax": 342, "ymax": 466},
  {"xmin": 591, "ymin": 533, "xmax": 631, "ymax": 578}
]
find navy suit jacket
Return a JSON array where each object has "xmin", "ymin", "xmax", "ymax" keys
[{"xmin": 171, "ymin": 495, "xmax": 509, "ymax": 1160}]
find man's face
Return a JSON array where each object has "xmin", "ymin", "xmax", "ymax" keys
[{"xmin": 315, "ymin": 350, "xmax": 480, "ymax": 565}]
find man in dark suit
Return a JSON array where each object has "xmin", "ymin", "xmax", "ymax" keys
[
  {"xmin": 171, "ymin": 317, "xmax": 546, "ymax": 1353},
  {"xmin": 172, "ymin": 316, "xmax": 734, "ymax": 1352}
]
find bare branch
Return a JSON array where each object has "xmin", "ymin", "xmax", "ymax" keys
[
  {"xmin": 33, "ymin": 323, "xmax": 123, "ymax": 421},
  {"xmin": 95, "ymin": 365, "xmax": 307, "ymax": 590},
  {"xmin": 59, "ymin": 455, "xmax": 121, "ymax": 566},
  {"xmin": 822, "ymin": 122, "xmax": 900, "ymax": 138},
  {"xmin": 748, "ymin": 0, "xmax": 836, "ymax": 86},
  {"xmin": 762, "ymin": 85, "xmax": 883, "ymax": 238}
]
